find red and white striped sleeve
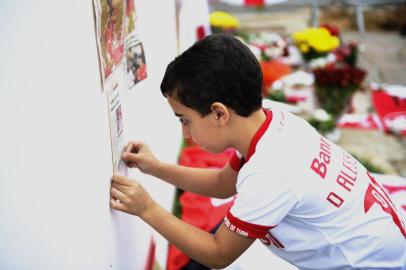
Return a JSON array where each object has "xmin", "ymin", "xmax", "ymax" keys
[{"xmin": 224, "ymin": 173, "xmax": 297, "ymax": 239}]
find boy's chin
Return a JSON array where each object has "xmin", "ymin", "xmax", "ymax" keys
[{"xmin": 201, "ymin": 145, "xmax": 225, "ymax": 154}]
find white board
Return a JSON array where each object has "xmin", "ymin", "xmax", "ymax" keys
[{"xmin": 0, "ymin": 0, "xmax": 180, "ymax": 269}]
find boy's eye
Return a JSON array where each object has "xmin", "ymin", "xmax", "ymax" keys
[{"xmin": 179, "ymin": 118, "xmax": 189, "ymax": 126}]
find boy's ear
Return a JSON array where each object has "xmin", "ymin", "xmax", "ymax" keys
[{"xmin": 210, "ymin": 102, "xmax": 229, "ymax": 125}]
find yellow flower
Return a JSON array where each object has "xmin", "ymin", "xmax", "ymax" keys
[
  {"xmin": 210, "ymin": 11, "xmax": 240, "ymax": 29},
  {"xmin": 299, "ymin": 43, "xmax": 309, "ymax": 53},
  {"xmin": 292, "ymin": 27, "xmax": 340, "ymax": 53},
  {"xmin": 330, "ymin": 36, "xmax": 340, "ymax": 49}
]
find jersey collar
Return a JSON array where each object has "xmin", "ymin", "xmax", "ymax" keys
[{"xmin": 245, "ymin": 109, "xmax": 273, "ymax": 162}]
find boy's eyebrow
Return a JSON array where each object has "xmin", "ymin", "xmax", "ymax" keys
[{"xmin": 174, "ymin": 113, "xmax": 184, "ymax": 117}]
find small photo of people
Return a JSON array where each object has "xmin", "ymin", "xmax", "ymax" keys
[
  {"xmin": 115, "ymin": 104, "xmax": 123, "ymax": 137},
  {"xmin": 126, "ymin": 42, "xmax": 147, "ymax": 87}
]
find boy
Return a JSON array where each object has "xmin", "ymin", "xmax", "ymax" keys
[{"xmin": 110, "ymin": 34, "xmax": 406, "ymax": 269}]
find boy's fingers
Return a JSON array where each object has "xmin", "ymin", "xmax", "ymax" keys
[
  {"xmin": 111, "ymin": 186, "xmax": 126, "ymax": 199},
  {"xmin": 124, "ymin": 162, "xmax": 138, "ymax": 169},
  {"xmin": 124, "ymin": 141, "xmax": 143, "ymax": 154},
  {"xmin": 130, "ymin": 140, "xmax": 143, "ymax": 149},
  {"xmin": 122, "ymin": 152, "xmax": 140, "ymax": 163},
  {"xmin": 124, "ymin": 141, "xmax": 135, "ymax": 154},
  {"xmin": 112, "ymin": 174, "xmax": 133, "ymax": 186},
  {"xmin": 110, "ymin": 198, "xmax": 126, "ymax": 211}
]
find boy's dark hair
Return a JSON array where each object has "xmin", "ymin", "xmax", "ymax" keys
[{"xmin": 160, "ymin": 34, "xmax": 263, "ymax": 117}]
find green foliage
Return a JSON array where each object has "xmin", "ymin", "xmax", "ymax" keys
[
  {"xmin": 267, "ymin": 90, "xmax": 286, "ymax": 103},
  {"xmin": 314, "ymin": 84, "xmax": 357, "ymax": 118},
  {"xmin": 234, "ymin": 30, "xmax": 250, "ymax": 42},
  {"xmin": 351, "ymin": 154, "xmax": 386, "ymax": 174},
  {"xmin": 302, "ymin": 47, "xmax": 328, "ymax": 62},
  {"xmin": 308, "ymin": 117, "xmax": 336, "ymax": 134}
]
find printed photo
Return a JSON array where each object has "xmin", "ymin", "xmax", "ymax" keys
[
  {"xmin": 126, "ymin": 42, "xmax": 147, "ymax": 88},
  {"xmin": 99, "ymin": 0, "xmax": 125, "ymax": 79},
  {"xmin": 116, "ymin": 104, "xmax": 123, "ymax": 137}
]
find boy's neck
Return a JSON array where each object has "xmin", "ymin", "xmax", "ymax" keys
[{"xmin": 230, "ymin": 109, "xmax": 266, "ymax": 159}]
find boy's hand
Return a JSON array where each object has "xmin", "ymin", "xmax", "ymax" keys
[
  {"xmin": 122, "ymin": 141, "xmax": 159, "ymax": 175},
  {"xmin": 110, "ymin": 174, "xmax": 155, "ymax": 217}
]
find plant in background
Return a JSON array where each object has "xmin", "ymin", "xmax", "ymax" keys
[
  {"xmin": 307, "ymin": 109, "xmax": 336, "ymax": 134},
  {"xmin": 313, "ymin": 63, "xmax": 367, "ymax": 118},
  {"xmin": 292, "ymin": 27, "xmax": 340, "ymax": 62},
  {"xmin": 351, "ymin": 154, "xmax": 386, "ymax": 174},
  {"xmin": 333, "ymin": 41, "xmax": 360, "ymax": 66},
  {"xmin": 209, "ymin": 11, "xmax": 240, "ymax": 34},
  {"xmin": 267, "ymin": 89, "xmax": 286, "ymax": 103},
  {"xmin": 260, "ymin": 59, "xmax": 292, "ymax": 96},
  {"xmin": 319, "ymin": 23, "xmax": 340, "ymax": 37},
  {"xmin": 248, "ymin": 32, "xmax": 289, "ymax": 61},
  {"xmin": 244, "ymin": 32, "xmax": 292, "ymax": 96}
]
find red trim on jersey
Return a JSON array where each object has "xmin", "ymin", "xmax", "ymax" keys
[
  {"xmin": 228, "ymin": 109, "xmax": 273, "ymax": 171},
  {"xmin": 229, "ymin": 152, "xmax": 243, "ymax": 171},
  {"xmin": 268, "ymin": 233, "xmax": 285, "ymax": 248},
  {"xmin": 366, "ymin": 172, "xmax": 406, "ymax": 238},
  {"xmin": 246, "ymin": 109, "xmax": 273, "ymax": 161},
  {"xmin": 224, "ymin": 211, "xmax": 275, "ymax": 239}
]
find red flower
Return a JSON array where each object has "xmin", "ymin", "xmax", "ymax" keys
[
  {"xmin": 313, "ymin": 63, "xmax": 366, "ymax": 88},
  {"xmin": 333, "ymin": 41, "xmax": 359, "ymax": 66},
  {"xmin": 320, "ymin": 23, "xmax": 340, "ymax": 37}
]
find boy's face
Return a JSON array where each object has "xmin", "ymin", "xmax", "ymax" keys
[{"xmin": 167, "ymin": 96, "xmax": 226, "ymax": 153}]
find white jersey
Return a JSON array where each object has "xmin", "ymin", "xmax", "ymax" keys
[{"xmin": 225, "ymin": 108, "xmax": 406, "ymax": 270}]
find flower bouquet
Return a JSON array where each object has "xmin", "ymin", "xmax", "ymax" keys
[
  {"xmin": 245, "ymin": 32, "xmax": 292, "ymax": 96},
  {"xmin": 333, "ymin": 40, "xmax": 360, "ymax": 66},
  {"xmin": 313, "ymin": 63, "xmax": 367, "ymax": 118},
  {"xmin": 308, "ymin": 109, "xmax": 336, "ymax": 135},
  {"xmin": 209, "ymin": 11, "xmax": 240, "ymax": 34},
  {"xmin": 248, "ymin": 32, "xmax": 289, "ymax": 61},
  {"xmin": 292, "ymin": 27, "xmax": 340, "ymax": 63},
  {"xmin": 260, "ymin": 60, "xmax": 292, "ymax": 96},
  {"xmin": 319, "ymin": 23, "xmax": 340, "ymax": 37}
]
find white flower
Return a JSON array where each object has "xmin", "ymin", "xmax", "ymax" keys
[
  {"xmin": 308, "ymin": 53, "xmax": 336, "ymax": 69},
  {"xmin": 272, "ymin": 80, "xmax": 284, "ymax": 91},
  {"xmin": 308, "ymin": 57, "xmax": 328, "ymax": 69},
  {"xmin": 249, "ymin": 31, "xmax": 287, "ymax": 60},
  {"xmin": 264, "ymin": 47, "xmax": 283, "ymax": 59},
  {"xmin": 313, "ymin": 109, "xmax": 332, "ymax": 121},
  {"xmin": 326, "ymin": 53, "xmax": 336, "ymax": 63}
]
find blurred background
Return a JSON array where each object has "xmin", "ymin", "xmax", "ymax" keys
[{"xmin": 202, "ymin": 0, "xmax": 406, "ymax": 176}]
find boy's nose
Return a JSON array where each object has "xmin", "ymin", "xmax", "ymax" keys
[{"xmin": 182, "ymin": 126, "xmax": 191, "ymax": 139}]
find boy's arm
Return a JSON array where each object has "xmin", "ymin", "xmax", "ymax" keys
[
  {"xmin": 111, "ymin": 174, "xmax": 254, "ymax": 269},
  {"xmin": 142, "ymin": 202, "xmax": 254, "ymax": 269},
  {"xmin": 122, "ymin": 141, "xmax": 238, "ymax": 198},
  {"xmin": 153, "ymin": 162, "xmax": 238, "ymax": 198}
]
